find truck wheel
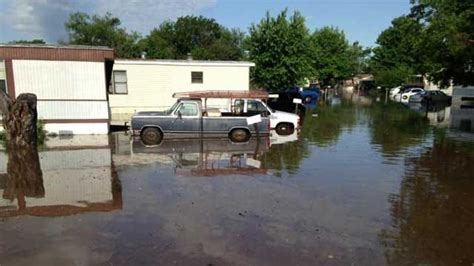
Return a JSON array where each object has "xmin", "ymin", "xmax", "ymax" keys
[
  {"xmin": 276, "ymin": 123, "xmax": 294, "ymax": 136},
  {"xmin": 141, "ymin": 127, "xmax": 163, "ymax": 145},
  {"xmin": 304, "ymin": 96, "xmax": 312, "ymax": 103},
  {"xmin": 229, "ymin": 128, "xmax": 250, "ymax": 142}
]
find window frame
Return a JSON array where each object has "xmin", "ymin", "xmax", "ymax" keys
[
  {"xmin": 175, "ymin": 102, "xmax": 199, "ymax": 117},
  {"xmin": 191, "ymin": 71, "xmax": 203, "ymax": 84},
  {"xmin": 110, "ymin": 70, "xmax": 128, "ymax": 94},
  {"xmin": 0, "ymin": 59, "xmax": 7, "ymax": 94}
]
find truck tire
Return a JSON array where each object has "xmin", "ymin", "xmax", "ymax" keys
[
  {"xmin": 141, "ymin": 127, "xmax": 163, "ymax": 145},
  {"xmin": 276, "ymin": 123, "xmax": 294, "ymax": 136},
  {"xmin": 229, "ymin": 128, "xmax": 250, "ymax": 142}
]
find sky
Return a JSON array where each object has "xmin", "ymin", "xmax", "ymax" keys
[{"xmin": 0, "ymin": 0, "xmax": 411, "ymax": 47}]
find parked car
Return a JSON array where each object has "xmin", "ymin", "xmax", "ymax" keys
[
  {"xmin": 391, "ymin": 85, "xmax": 424, "ymax": 102},
  {"xmin": 389, "ymin": 86, "xmax": 402, "ymax": 99},
  {"xmin": 400, "ymin": 87, "xmax": 424, "ymax": 103},
  {"xmin": 228, "ymin": 98, "xmax": 300, "ymax": 135},
  {"xmin": 409, "ymin": 90, "xmax": 452, "ymax": 104},
  {"xmin": 286, "ymin": 86, "xmax": 319, "ymax": 105}
]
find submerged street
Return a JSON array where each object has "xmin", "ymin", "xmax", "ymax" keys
[{"xmin": 1, "ymin": 101, "xmax": 473, "ymax": 265}]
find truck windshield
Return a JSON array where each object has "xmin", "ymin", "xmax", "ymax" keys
[{"xmin": 166, "ymin": 101, "xmax": 180, "ymax": 114}]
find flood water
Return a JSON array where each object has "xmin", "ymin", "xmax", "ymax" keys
[{"xmin": 1, "ymin": 101, "xmax": 474, "ymax": 265}]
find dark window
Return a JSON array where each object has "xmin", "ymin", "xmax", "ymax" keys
[
  {"xmin": 110, "ymin": 70, "xmax": 128, "ymax": 94},
  {"xmin": 0, "ymin": 60, "xmax": 6, "ymax": 93},
  {"xmin": 247, "ymin": 100, "xmax": 268, "ymax": 112},
  {"xmin": 191, "ymin": 71, "xmax": 203, "ymax": 84}
]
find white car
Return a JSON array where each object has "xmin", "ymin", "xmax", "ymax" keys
[
  {"xmin": 229, "ymin": 99, "xmax": 300, "ymax": 135},
  {"xmin": 400, "ymin": 88, "xmax": 424, "ymax": 103},
  {"xmin": 389, "ymin": 86, "xmax": 402, "ymax": 100}
]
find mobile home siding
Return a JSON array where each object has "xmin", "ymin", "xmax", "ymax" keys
[
  {"xmin": 13, "ymin": 60, "xmax": 107, "ymax": 99},
  {"xmin": 109, "ymin": 60, "xmax": 253, "ymax": 123},
  {"xmin": 12, "ymin": 60, "xmax": 109, "ymax": 134}
]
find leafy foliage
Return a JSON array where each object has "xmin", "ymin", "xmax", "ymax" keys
[
  {"xmin": 65, "ymin": 12, "xmax": 141, "ymax": 58},
  {"xmin": 371, "ymin": 0, "xmax": 474, "ymax": 87},
  {"xmin": 247, "ymin": 10, "xmax": 313, "ymax": 92},
  {"xmin": 410, "ymin": 0, "xmax": 474, "ymax": 86},
  {"xmin": 369, "ymin": 16, "xmax": 423, "ymax": 87},
  {"xmin": 310, "ymin": 27, "xmax": 364, "ymax": 85},
  {"xmin": 140, "ymin": 16, "xmax": 245, "ymax": 60},
  {"xmin": 9, "ymin": 39, "xmax": 46, "ymax": 44}
]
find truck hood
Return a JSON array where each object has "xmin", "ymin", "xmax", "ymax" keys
[{"xmin": 273, "ymin": 110, "xmax": 299, "ymax": 120}]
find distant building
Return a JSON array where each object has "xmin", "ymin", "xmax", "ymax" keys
[
  {"xmin": 0, "ymin": 44, "xmax": 114, "ymax": 135},
  {"xmin": 108, "ymin": 59, "xmax": 255, "ymax": 123}
]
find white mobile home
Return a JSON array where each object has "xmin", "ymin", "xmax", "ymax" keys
[
  {"xmin": 108, "ymin": 59, "xmax": 255, "ymax": 123},
  {"xmin": 0, "ymin": 44, "xmax": 114, "ymax": 135}
]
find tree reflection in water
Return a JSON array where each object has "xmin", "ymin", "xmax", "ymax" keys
[
  {"xmin": 368, "ymin": 103, "xmax": 430, "ymax": 158},
  {"xmin": 261, "ymin": 140, "xmax": 309, "ymax": 175},
  {"xmin": 301, "ymin": 102, "xmax": 358, "ymax": 147},
  {"xmin": 380, "ymin": 133, "xmax": 474, "ymax": 265},
  {"xmin": 3, "ymin": 144, "xmax": 44, "ymax": 210}
]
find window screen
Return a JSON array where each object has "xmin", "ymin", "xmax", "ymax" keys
[
  {"xmin": 191, "ymin": 72, "xmax": 203, "ymax": 84},
  {"xmin": 112, "ymin": 70, "xmax": 128, "ymax": 94}
]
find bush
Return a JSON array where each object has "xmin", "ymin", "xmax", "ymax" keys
[{"xmin": 0, "ymin": 120, "xmax": 46, "ymax": 145}]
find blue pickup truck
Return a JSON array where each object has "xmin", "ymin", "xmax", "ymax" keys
[{"xmin": 286, "ymin": 86, "xmax": 319, "ymax": 106}]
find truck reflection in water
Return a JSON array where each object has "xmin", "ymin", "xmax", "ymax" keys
[
  {"xmin": 131, "ymin": 137, "xmax": 271, "ymax": 176},
  {"xmin": 0, "ymin": 142, "xmax": 122, "ymax": 218}
]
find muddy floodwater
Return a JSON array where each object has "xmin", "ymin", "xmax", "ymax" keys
[{"xmin": 1, "ymin": 102, "xmax": 474, "ymax": 265}]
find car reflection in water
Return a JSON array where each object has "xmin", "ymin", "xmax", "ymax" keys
[
  {"xmin": 407, "ymin": 100, "xmax": 474, "ymax": 133},
  {"xmin": 131, "ymin": 137, "xmax": 270, "ymax": 176},
  {"xmin": 0, "ymin": 139, "xmax": 122, "ymax": 218},
  {"xmin": 118, "ymin": 130, "xmax": 300, "ymax": 177}
]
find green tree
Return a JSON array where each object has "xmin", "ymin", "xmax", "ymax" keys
[
  {"xmin": 137, "ymin": 22, "xmax": 175, "ymax": 59},
  {"xmin": 310, "ymin": 27, "xmax": 359, "ymax": 85},
  {"xmin": 369, "ymin": 16, "xmax": 424, "ymax": 87},
  {"xmin": 140, "ymin": 16, "xmax": 244, "ymax": 60},
  {"xmin": 9, "ymin": 39, "xmax": 46, "ymax": 44},
  {"xmin": 247, "ymin": 10, "xmax": 313, "ymax": 92},
  {"xmin": 409, "ymin": 0, "xmax": 474, "ymax": 86},
  {"xmin": 65, "ymin": 12, "xmax": 141, "ymax": 58}
]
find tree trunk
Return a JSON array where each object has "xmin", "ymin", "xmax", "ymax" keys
[{"xmin": 0, "ymin": 91, "xmax": 38, "ymax": 147}]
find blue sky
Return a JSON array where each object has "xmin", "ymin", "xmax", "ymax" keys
[{"xmin": 0, "ymin": 0, "xmax": 411, "ymax": 47}]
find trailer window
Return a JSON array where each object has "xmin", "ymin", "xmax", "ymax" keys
[
  {"xmin": 110, "ymin": 70, "xmax": 128, "ymax": 94},
  {"xmin": 191, "ymin": 72, "xmax": 203, "ymax": 84},
  {"xmin": 0, "ymin": 60, "xmax": 6, "ymax": 93},
  {"xmin": 178, "ymin": 103, "xmax": 198, "ymax": 116}
]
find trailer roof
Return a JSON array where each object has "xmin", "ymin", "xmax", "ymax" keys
[{"xmin": 173, "ymin": 90, "xmax": 268, "ymax": 99}]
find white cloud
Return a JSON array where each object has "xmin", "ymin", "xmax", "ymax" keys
[{"xmin": 0, "ymin": 0, "xmax": 216, "ymax": 42}]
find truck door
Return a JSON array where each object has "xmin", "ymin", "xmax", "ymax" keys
[{"xmin": 173, "ymin": 102, "xmax": 201, "ymax": 133}]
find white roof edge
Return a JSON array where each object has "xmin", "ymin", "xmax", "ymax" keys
[{"xmin": 115, "ymin": 59, "xmax": 255, "ymax": 67}]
